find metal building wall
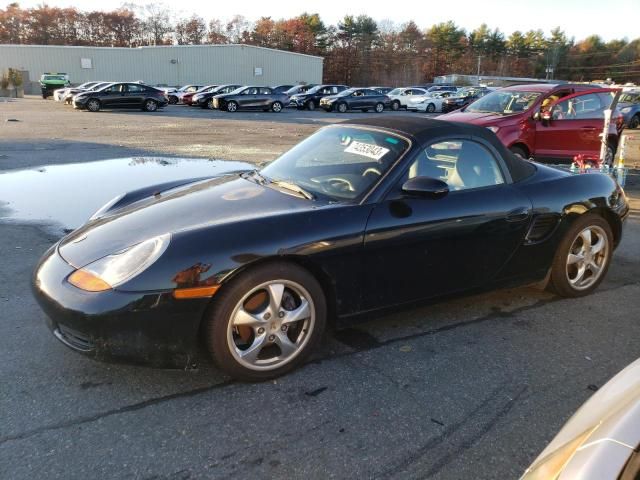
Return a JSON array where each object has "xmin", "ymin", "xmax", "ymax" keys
[{"xmin": 0, "ymin": 44, "xmax": 323, "ymax": 89}]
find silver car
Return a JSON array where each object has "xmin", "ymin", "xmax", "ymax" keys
[{"xmin": 522, "ymin": 358, "xmax": 640, "ymax": 479}]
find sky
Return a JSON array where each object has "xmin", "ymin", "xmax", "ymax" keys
[{"xmin": 4, "ymin": 0, "xmax": 639, "ymax": 42}]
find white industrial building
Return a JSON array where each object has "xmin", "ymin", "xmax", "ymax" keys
[{"xmin": 0, "ymin": 44, "xmax": 324, "ymax": 93}]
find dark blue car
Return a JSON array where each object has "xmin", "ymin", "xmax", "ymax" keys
[{"xmin": 619, "ymin": 91, "xmax": 640, "ymax": 129}]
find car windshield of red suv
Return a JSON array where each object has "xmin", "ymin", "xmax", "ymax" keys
[{"xmin": 466, "ymin": 90, "xmax": 541, "ymax": 115}]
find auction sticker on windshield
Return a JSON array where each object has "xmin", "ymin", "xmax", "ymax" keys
[{"xmin": 344, "ymin": 141, "xmax": 390, "ymax": 161}]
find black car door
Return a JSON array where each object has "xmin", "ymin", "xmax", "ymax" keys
[
  {"xmin": 124, "ymin": 83, "xmax": 146, "ymax": 107},
  {"xmin": 362, "ymin": 137, "xmax": 532, "ymax": 310},
  {"xmin": 239, "ymin": 87, "xmax": 258, "ymax": 108},
  {"xmin": 101, "ymin": 84, "xmax": 126, "ymax": 107},
  {"xmin": 257, "ymin": 87, "xmax": 273, "ymax": 108}
]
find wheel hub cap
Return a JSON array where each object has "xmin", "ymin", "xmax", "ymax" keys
[
  {"xmin": 227, "ymin": 280, "xmax": 315, "ymax": 371},
  {"xmin": 566, "ymin": 225, "xmax": 609, "ymax": 290}
]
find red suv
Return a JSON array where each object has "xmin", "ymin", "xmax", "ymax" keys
[{"xmin": 438, "ymin": 84, "xmax": 621, "ymax": 164}]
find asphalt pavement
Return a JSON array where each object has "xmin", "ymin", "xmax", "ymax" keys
[{"xmin": 1, "ymin": 100, "xmax": 639, "ymax": 479}]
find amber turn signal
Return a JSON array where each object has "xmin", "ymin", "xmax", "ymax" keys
[
  {"xmin": 173, "ymin": 285, "xmax": 220, "ymax": 299},
  {"xmin": 68, "ymin": 270, "xmax": 112, "ymax": 292}
]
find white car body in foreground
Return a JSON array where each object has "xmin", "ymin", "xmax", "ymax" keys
[
  {"xmin": 522, "ymin": 357, "xmax": 640, "ymax": 479},
  {"xmin": 387, "ymin": 87, "xmax": 429, "ymax": 110},
  {"xmin": 407, "ymin": 91, "xmax": 453, "ymax": 113}
]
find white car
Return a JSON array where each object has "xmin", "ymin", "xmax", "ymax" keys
[
  {"xmin": 387, "ymin": 87, "xmax": 429, "ymax": 111},
  {"xmin": 407, "ymin": 91, "xmax": 454, "ymax": 113},
  {"xmin": 53, "ymin": 81, "xmax": 101, "ymax": 102},
  {"xmin": 521, "ymin": 357, "xmax": 640, "ymax": 480}
]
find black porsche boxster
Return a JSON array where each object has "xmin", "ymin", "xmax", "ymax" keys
[{"xmin": 33, "ymin": 117, "xmax": 629, "ymax": 381}]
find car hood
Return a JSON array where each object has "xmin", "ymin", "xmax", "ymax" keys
[
  {"xmin": 438, "ymin": 111, "xmax": 507, "ymax": 125},
  {"xmin": 321, "ymin": 95, "xmax": 341, "ymax": 102},
  {"xmin": 58, "ymin": 174, "xmax": 319, "ymax": 268}
]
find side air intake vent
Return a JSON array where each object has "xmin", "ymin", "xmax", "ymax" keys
[{"xmin": 526, "ymin": 214, "xmax": 560, "ymax": 243}]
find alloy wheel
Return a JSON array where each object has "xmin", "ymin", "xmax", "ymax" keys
[
  {"xmin": 87, "ymin": 99, "xmax": 100, "ymax": 112},
  {"xmin": 338, "ymin": 103, "xmax": 347, "ymax": 113},
  {"xmin": 272, "ymin": 102, "xmax": 282, "ymax": 112},
  {"xmin": 566, "ymin": 225, "xmax": 609, "ymax": 291},
  {"xmin": 145, "ymin": 100, "xmax": 157, "ymax": 112},
  {"xmin": 227, "ymin": 280, "xmax": 315, "ymax": 371},
  {"xmin": 375, "ymin": 103, "xmax": 384, "ymax": 113},
  {"xmin": 227, "ymin": 101, "xmax": 237, "ymax": 112},
  {"xmin": 427, "ymin": 103, "xmax": 436, "ymax": 113}
]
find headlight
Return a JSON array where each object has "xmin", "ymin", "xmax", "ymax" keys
[
  {"xmin": 487, "ymin": 126, "xmax": 500, "ymax": 133},
  {"xmin": 620, "ymin": 107, "xmax": 631, "ymax": 113},
  {"xmin": 520, "ymin": 426, "xmax": 597, "ymax": 480},
  {"xmin": 68, "ymin": 234, "xmax": 170, "ymax": 291}
]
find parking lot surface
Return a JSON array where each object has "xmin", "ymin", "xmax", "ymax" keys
[{"xmin": 1, "ymin": 97, "xmax": 639, "ymax": 479}]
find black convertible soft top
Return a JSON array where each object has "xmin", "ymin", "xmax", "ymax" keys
[{"xmin": 343, "ymin": 116, "xmax": 535, "ymax": 182}]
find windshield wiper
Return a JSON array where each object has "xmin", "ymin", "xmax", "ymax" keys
[
  {"xmin": 270, "ymin": 180, "xmax": 315, "ymax": 200},
  {"xmin": 241, "ymin": 169, "xmax": 269, "ymax": 185}
]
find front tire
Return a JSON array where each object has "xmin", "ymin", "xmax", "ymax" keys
[
  {"xmin": 391, "ymin": 100, "xmax": 400, "ymax": 111},
  {"xmin": 426, "ymin": 103, "xmax": 436, "ymax": 113},
  {"xmin": 629, "ymin": 115, "xmax": 640, "ymax": 129},
  {"xmin": 86, "ymin": 99, "xmax": 101, "ymax": 112},
  {"xmin": 204, "ymin": 262, "xmax": 327, "ymax": 381},
  {"xmin": 547, "ymin": 215, "xmax": 613, "ymax": 297},
  {"xmin": 306, "ymin": 100, "xmax": 316, "ymax": 111},
  {"xmin": 168, "ymin": 96, "xmax": 178, "ymax": 105},
  {"xmin": 226, "ymin": 101, "xmax": 238, "ymax": 112},
  {"xmin": 509, "ymin": 146, "xmax": 528, "ymax": 159},
  {"xmin": 337, "ymin": 102, "xmax": 348, "ymax": 113}
]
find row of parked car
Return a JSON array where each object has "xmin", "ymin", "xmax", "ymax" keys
[
  {"xmin": 163, "ymin": 82, "xmax": 480, "ymax": 113},
  {"xmin": 53, "ymin": 80, "xmax": 487, "ymax": 114}
]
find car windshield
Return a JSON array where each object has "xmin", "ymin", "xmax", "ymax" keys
[
  {"xmin": 337, "ymin": 89, "xmax": 356, "ymax": 97},
  {"xmin": 305, "ymin": 85, "xmax": 324, "ymax": 94},
  {"xmin": 259, "ymin": 126, "xmax": 410, "ymax": 201},
  {"xmin": 93, "ymin": 83, "xmax": 113, "ymax": 92},
  {"xmin": 43, "ymin": 75, "xmax": 66, "ymax": 81},
  {"xmin": 619, "ymin": 92, "xmax": 639, "ymax": 103},
  {"xmin": 286, "ymin": 85, "xmax": 308, "ymax": 95},
  {"xmin": 466, "ymin": 90, "xmax": 541, "ymax": 114},
  {"xmin": 388, "ymin": 88, "xmax": 403, "ymax": 95}
]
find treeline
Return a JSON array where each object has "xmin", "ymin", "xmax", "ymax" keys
[{"xmin": 1, "ymin": 2, "xmax": 639, "ymax": 85}]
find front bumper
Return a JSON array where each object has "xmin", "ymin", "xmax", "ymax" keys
[{"xmin": 32, "ymin": 245, "xmax": 210, "ymax": 368}]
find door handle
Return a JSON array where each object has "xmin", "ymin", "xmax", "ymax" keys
[{"xmin": 506, "ymin": 207, "xmax": 531, "ymax": 223}]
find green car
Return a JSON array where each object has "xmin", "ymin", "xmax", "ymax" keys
[{"xmin": 40, "ymin": 73, "xmax": 70, "ymax": 99}]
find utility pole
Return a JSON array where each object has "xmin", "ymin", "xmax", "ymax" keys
[{"xmin": 476, "ymin": 55, "xmax": 482, "ymax": 77}]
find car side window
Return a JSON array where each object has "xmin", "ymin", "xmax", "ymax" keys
[
  {"xmin": 259, "ymin": 87, "xmax": 272, "ymax": 95},
  {"xmin": 551, "ymin": 92, "xmax": 612, "ymax": 120},
  {"xmin": 405, "ymin": 139, "xmax": 505, "ymax": 191},
  {"xmin": 126, "ymin": 84, "xmax": 144, "ymax": 93}
]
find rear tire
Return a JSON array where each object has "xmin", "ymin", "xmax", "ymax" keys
[
  {"xmin": 143, "ymin": 99, "xmax": 158, "ymax": 112},
  {"xmin": 204, "ymin": 262, "xmax": 327, "ymax": 381},
  {"xmin": 547, "ymin": 214, "xmax": 613, "ymax": 298}
]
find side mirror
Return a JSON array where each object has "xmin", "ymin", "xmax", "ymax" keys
[{"xmin": 402, "ymin": 177, "xmax": 449, "ymax": 199}]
